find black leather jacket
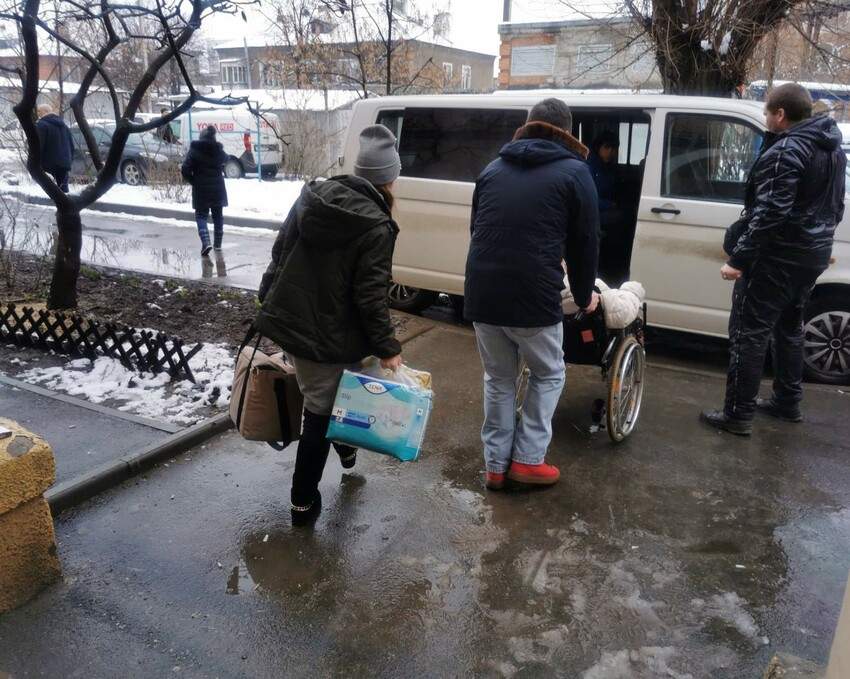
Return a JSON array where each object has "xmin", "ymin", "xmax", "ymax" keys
[{"xmin": 725, "ymin": 115, "xmax": 846, "ymax": 269}]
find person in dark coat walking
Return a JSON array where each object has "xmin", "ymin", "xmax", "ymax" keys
[
  {"xmin": 700, "ymin": 83, "xmax": 846, "ymax": 435},
  {"xmin": 181, "ymin": 125, "xmax": 228, "ymax": 257},
  {"xmin": 36, "ymin": 104, "xmax": 74, "ymax": 193},
  {"xmin": 464, "ymin": 98, "xmax": 600, "ymax": 491},
  {"xmin": 255, "ymin": 124, "xmax": 403, "ymax": 527}
]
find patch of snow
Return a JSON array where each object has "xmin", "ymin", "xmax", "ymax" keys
[
  {"xmin": 0, "ymin": 169, "xmax": 304, "ymax": 225},
  {"xmin": 17, "ymin": 343, "xmax": 234, "ymax": 425},
  {"xmin": 703, "ymin": 592, "xmax": 759, "ymax": 638},
  {"xmin": 583, "ymin": 647, "xmax": 694, "ymax": 679},
  {"xmin": 719, "ymin": 31, "xmax": 732, "ymax": 55}
]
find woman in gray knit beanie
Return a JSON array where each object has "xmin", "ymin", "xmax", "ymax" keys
[{"xmin": 254, "ymin": 124, "xmax": 402, "ymax": 527}]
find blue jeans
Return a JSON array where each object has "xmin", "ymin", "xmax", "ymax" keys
[
  {"xmin": 473, "ymin": 322, "xmax": 565, "ymax": 473},
  {"xmin": 196, "ymin": 205, "xmax": 224, "ymax": 249}
]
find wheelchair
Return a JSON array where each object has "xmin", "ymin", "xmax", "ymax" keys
[{"xmin": 516, "ymin": 304, "xmax": 646, "ymax": 442}]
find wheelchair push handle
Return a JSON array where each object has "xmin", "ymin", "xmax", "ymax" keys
[{"xmin": 571, "ymin": 286, "xmax": 604, "ymax": 321}]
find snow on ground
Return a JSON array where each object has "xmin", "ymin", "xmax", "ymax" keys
[
  {"xmin": 0, "ymin": 148, "xmax": 304, "ymax": 224},
  {"xmin": 18, "ymin": 342, "xmax": 235, "ymax": 426},
  {"xmin": 582, "ymin": 647, "xmax": 695, "ymax": 679}
]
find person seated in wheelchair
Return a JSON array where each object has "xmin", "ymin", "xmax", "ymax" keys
[
  {"xmin": 587, "ymin": 131, "xmax": 632, "ymax": 286},
  {"xmin": 561, "ymin": 276, "xmax": 645, "ymax": 338}
]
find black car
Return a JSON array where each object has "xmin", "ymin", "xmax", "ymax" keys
[{"xmin": 70, "ymin": 121, "xmax": 184, "ymax": 186}]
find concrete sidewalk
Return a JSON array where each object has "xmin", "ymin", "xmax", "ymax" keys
[{"xmin": 1, "ymin": 322, "xmax": 848, "ymax": 678}]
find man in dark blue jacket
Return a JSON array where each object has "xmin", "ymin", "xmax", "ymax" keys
[
  {"xmin": 700, "ymin": 83, "xmax": 846, "ymax": 435},
  {"xmin": 36, "ymin": 104, "xmax": 74, "ymax": 193},
  {"xmin": 464, "ymin": 98, "xmax": 600, "ymax": 490}
]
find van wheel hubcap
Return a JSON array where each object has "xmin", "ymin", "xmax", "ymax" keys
[
  {"xmin": 804, "ymin": 310, "xmax": 850, "ymax": 378},
  {"xmin": 389, "ymin": 283, "xmax": 420, "ymax": 304}
]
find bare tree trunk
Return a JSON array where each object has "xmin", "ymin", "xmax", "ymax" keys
[
  {"xmin": 385, "ymin": 0, "xmax": 393, "ymax": 95},
  {"xmin": 47, "ymin": 209, "xmax": 82, "ymax": 309},
  {"xmin": 767, "ymin": 28, "xmax": 779, "ymax": 88}
]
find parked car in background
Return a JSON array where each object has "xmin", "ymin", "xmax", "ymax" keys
[
  {"xmin": 839, "ymin": 122, "xmax": 850, "ymax": 157},
  {"xmin": 70, "ymin": 120, "xmax": 184, "ymax": 185},
  {"xmin": 0, "ymin": 119, "xmax": 26, "ymax": 153}
]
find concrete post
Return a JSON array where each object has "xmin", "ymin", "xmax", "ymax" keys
[
  {"xmin": 826, "ymin": 572, "xmax": 850, "ymax": 679},
  {"xmin": 0, "ymin": 417, "xmax": 61, "ymax": 613}
]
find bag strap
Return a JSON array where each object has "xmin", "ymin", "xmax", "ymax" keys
[
  {"xmin": 234, "ymin": 326, "xmax": 263, "ymax": 431},
  {"xmin": 266, "ymin": 378, "xmax": 292, "ymax": 451}
]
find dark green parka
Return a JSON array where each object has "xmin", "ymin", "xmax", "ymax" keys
[{"xmin": 255, "ymin": 175, "xmax": 402, "ymax": 363}]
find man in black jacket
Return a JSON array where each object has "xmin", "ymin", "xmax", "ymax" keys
[
  {"xmin": 700, "ymin": 83, "xmax": 846, "ymax": 435},
  {"xmin": 35, "ymin": 104, "xmax": 74, "ymax": 193},
  {"xmin": 464, "ymin": 98, "xmax": 600, "ymax": 490}
]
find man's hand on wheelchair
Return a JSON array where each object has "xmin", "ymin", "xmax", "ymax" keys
[{"xmin": 583, "ymin": 291, "xmax": 600, "ymax": 314}]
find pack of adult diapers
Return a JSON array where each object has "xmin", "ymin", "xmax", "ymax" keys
[{"xmin": 326, "ymin": 368, "xmax": 433, "ymax": 462}]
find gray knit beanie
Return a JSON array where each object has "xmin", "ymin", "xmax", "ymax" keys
[
  {"xmin": 354, "ymin": 124, "xmax": 401, "ymax": 186},
  {"xmin": 199, "ymin": 125, "xmax": 216, "ymax": 140}
]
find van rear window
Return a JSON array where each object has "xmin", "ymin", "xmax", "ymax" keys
[{"xmin": 393, "ymin": 108, "xmax": 528, "ymax": 183}]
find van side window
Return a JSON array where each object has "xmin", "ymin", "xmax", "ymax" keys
[
  {"xmin": 390, "ymin": 108, "xmax": 528, "ymax": 183},
  {"xmin": 376, "ymin": 110, "xmax": 403, "ymax": 146},
  {"xmin": 663, "ymin": 114, "xmax": 762, "ymax": 202}
]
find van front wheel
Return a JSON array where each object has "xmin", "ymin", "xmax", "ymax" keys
[
  {"xmin": 387, "ymin": 282, "xmax": 438, "ymax": 314},
  {"xmin": 802, "ymin": 294, "xmax": 850, "ymax": 385},
  {"xmin": 223, "ymin": 158, "xmax": 244, "ymax": 179}
]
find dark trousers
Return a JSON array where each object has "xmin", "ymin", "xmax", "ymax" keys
[
  {"xmin": 195, "ymin": 205, "xmax": 224, "ymax": 249},
  {"xmin": 724, "ymin": 259, "xmax": 826, "ymax": 420},
  {"xmin": 49, "ymin": 168, "xmax": 69, "ymax": 193},
  {"xmin": 291, "ymin": 409, "xmax": 356, "ymax": 507}
]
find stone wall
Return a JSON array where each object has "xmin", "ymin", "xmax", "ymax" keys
[{"xmin": 0, "ymin": 417, "xmax": 61, "ymax": 613}]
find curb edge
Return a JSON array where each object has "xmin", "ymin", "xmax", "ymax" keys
[{"xmin": 45, "ymin": 412, "xmax": 234, "ymax": 516}]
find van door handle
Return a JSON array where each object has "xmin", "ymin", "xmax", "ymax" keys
[{"xmin": 651, "ymin": 207, "xmax": 681, "ymax": 215}]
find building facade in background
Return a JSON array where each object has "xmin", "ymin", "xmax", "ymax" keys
[
  {"xmin": 497, "ymin": 18, "xmax": 661, "ymax": 91},
  {"xmin": 213, "ymin": 39, "xmax": 495, "ymax": 95}
]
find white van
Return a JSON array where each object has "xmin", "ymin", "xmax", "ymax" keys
[
  {"xmin": 339, "ymin": 93, "xmax": 850, "ymax": 384},
  {"xmin": 169, "ymin": 107, "xmax": 284, "ymax": 178}
]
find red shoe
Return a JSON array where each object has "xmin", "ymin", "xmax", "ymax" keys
[
  {"xmin": 507, "ymin": 461, "xmax": 560, "ymax": 486},
  {"xmin": 485, "ymin": 471, "xmax": 506, "ymax": 490}
]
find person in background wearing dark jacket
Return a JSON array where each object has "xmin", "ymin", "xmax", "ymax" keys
[
  {"xmin": 464, "ymin": 98, "xmax": 600, "ymax": 491},
  {"xmin": 587, "ymin": 130, "xmax": 629, "ymax": 283},
  {"xmin": 255, "ymin": 124, "xmax": 402, "ymax": 526},
  {"xmin": 587, "ymin": 130, "xmax": 622, "ymax": 213},
  {"xmin": 700, "ymin": 83, "xmax": 846, "ymax": 435},
  {"xmin": 155, "ymin": 107, "xmax": 177, "ymax": 144},
  {"xmin": 36, "ymin": 104, "xmax": 74, "ymax": 193},
  {"xmin": 181, "ymin": 125, "xmax": 227, "ymax": 257}
]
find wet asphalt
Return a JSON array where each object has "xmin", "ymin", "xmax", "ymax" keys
[{"xmin": 1, "ymin": 323, "xmax": 848, "ymax": 678}]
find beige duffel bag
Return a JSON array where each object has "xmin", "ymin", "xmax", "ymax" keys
[{"xmin": 230, "ymin": 328, "xmax": 303, "ymax": 449}]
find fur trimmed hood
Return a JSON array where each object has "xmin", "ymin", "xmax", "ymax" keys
[{"xmin": 513, "ymin": 121, "xmax": 589, "ymax": 160}]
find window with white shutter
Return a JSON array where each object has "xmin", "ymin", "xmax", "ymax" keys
[{"xmin": 510, "ymin": 45, "xmax": 555, "ymax": 76}]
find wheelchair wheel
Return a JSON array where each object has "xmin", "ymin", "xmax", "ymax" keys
[{"xmin": 606, "ymin": 335, "xmax": 646, "ymax": 442}]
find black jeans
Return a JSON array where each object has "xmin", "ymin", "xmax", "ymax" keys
[
  {"xmin": 724, "ymin": 259, "xmax": 826, "ymax": 420},
  {"xmin": 291, "ymin": 409, "xmax": 356, "ymax": 507}
]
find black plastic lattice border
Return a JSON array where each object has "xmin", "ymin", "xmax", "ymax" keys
[{"xmin": 0, "ymin": 303, "xmax": 203, "ymax": 383}]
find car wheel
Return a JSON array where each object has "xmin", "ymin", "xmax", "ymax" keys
[
  {"xmin": 224, "ymin": 158, "xmax": 244, "ymax": 179},
  {"xmin": 261, "ymin": 165, "xmax": 278, "ymax": 179},
  {"xmin": 387, "ymin": 281, "xmax": 438, "ymax": 313},
  {"xmin": 803, "ymin": 293, "xmax": 850, "ymax": 385},
  {"xmin": 121, "ymin": 159, "xmax": 144, "ymax": 186}
]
